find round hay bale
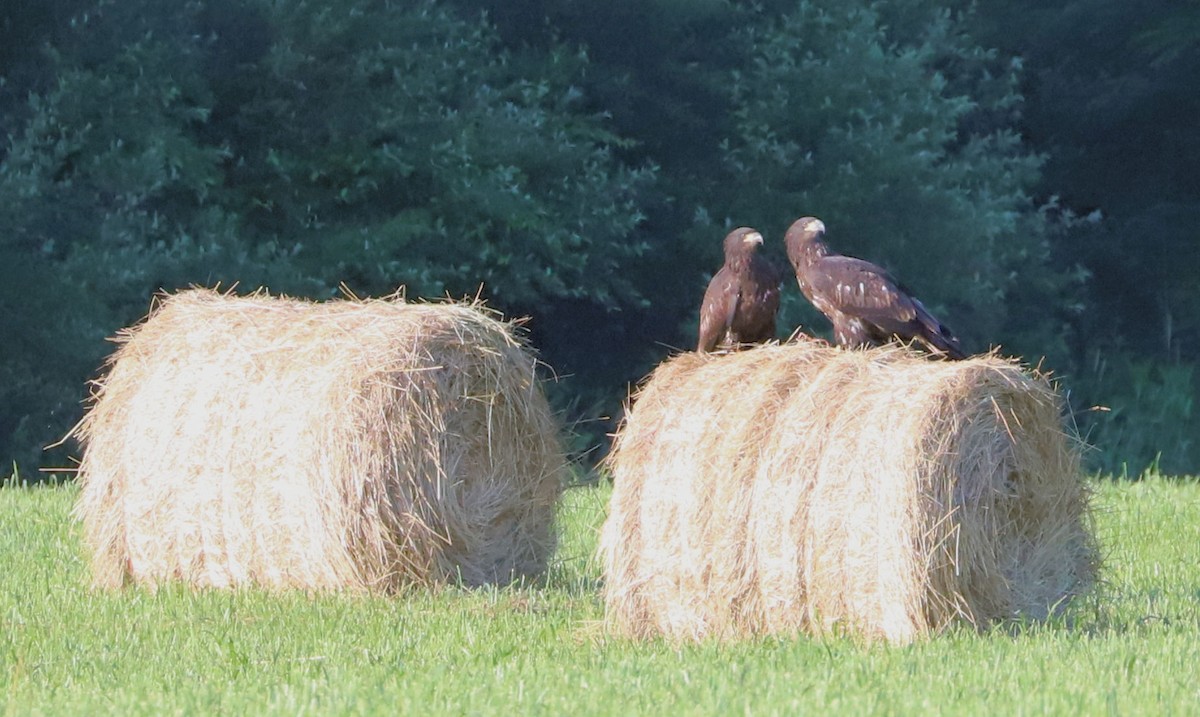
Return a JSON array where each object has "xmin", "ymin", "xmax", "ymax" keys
[
  {"xmin": 71, "ymin": 288, "xmax": 565, "ymax": 591},
  {"xmin": 600, "ymin": 340, "xmax": 1098, "ymax": 645}
]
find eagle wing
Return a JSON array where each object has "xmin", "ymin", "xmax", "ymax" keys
[
  {"xmin": 809, "ymin": 256, "xmax": 919, "ymax": 329},
  {"xmin": 697, "ymin": 266, "xmax": 738, "ymax": 352},
  {"xmin": 811, "ymin": 256, "xmax": 964, "ymax": 358}
]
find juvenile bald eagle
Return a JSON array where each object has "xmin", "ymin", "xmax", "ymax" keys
[
  {"xmin": 784, "ymin": 217, "xmax": 966, "ymax": 359},
  {"xmin": 697, "ymin": 227, "xmax": 782, "ymax": 352}
]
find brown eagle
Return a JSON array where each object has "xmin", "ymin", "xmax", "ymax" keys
[
  {"xmin": 784, "ymin": 217, "xmax": 966, "ymax": 359},
  {"xmin": 697, "ymin": 227, "xmax": 782, "ymax": 352}
]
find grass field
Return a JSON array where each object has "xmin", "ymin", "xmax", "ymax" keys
[{"xmin": 3, "ymin": 477, "xmax": 1200, "ymax": 715}]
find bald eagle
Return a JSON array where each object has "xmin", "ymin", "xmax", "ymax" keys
[
  {"xmin": 784, "ymin": 217, "xmax": 966, "ymax": 359},
  {"xmin": 697, "ymin": 227, "xmax": 782, "ymax": 353}
]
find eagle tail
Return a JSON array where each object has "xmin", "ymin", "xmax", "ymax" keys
[{"xmin": 912, "ymin": 299, "xmax": 966, "ymax": 360}]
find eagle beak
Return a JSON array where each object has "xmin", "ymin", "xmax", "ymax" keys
[
  {"xmin": 810, "ymin": 220, "xmax": 826, "ymax": 234},
  {"xmin": 744, "ymin": 231, "xmax": 764, "ymax": 246}
]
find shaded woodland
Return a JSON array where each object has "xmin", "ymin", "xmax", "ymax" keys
[{"xmin": 1, "ymin": 0, "xmax": 1196, "ymax": 477}]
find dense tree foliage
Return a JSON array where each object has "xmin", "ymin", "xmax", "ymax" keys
[
  {"xmin": 716, "ymin": 3, "xmax": 1078, "ymax": 355},
  {"xmin": 1, "ymin": 0, "xmax": 1194, "ymax": 477},
  {"xmin": 971, "ymin": 0, "xmax": 1200, "ymax": 473},
  {"xmin": 475, "ymin": 0, "xmax": 1086, "ymax": 446}
]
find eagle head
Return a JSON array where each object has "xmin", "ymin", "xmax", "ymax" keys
[
  {"xmin": 791, "ymin": 216, "xmax": 825, "ymax": 237},
  {"xmin": 724, "ymin": 227, "xmax": 764, "ymax": 257},
  {"xmin": 784, "ymin": 216, "xmax": 828, "ymax": 266}
]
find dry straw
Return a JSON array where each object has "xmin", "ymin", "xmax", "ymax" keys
[
  {"xmin": 600, "ymin": 339, "xmax": 1098, "ymax": 645},
  {"xmin": 71, "ymin": 288, "xmax": 565, "ymax": 591}
]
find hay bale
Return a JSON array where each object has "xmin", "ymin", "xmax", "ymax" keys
[
  {"xmin": 71, "ymin": 288, "xmax": 565, "ymax": 591},
  {"xmin": 600, "ymin": 340, "xmax": 1097, "ymax": 645}
]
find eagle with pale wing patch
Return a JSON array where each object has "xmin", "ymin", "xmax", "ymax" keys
[
  {"xmin": 784, "ymin": 217, "xmax": 966, "ymax": 359},
  {"xmin": 697, "ymin": 227, "xmax": 782, "ymax": 353}
]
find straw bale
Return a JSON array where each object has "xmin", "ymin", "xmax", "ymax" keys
[
  {"xmin": 71, "ymin": 288, "xmax": 565, "ymax": 591},
  {"xmin": 600, "ymin": 339, "xmax": 1097, "ymax": 644}
]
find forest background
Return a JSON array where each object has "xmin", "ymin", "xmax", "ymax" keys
[{"xmin": 2, "ymin": 0, "xmax": 1196, "ymax": 479}]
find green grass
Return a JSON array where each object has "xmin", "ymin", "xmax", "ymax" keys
[{"xmin": 3, "ymin": 479, "xmax": 1200, "ymax": 716}]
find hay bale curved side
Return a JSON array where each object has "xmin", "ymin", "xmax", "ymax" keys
[
  {"xmin": 71, "ymin": 289, "xmax": 565, "ymax": 591},
  {"xmin": 600, "ymin": 341, "xmax": 1097, "ymax": 644}
]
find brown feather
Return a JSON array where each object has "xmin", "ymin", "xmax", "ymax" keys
[
  {"xmin": 784, "ymin": 217, "xmax": 965, "ymax": 359},
  {"xmin": 697, "ymin": 228, "xmax": 782, "ymax": 352}
]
